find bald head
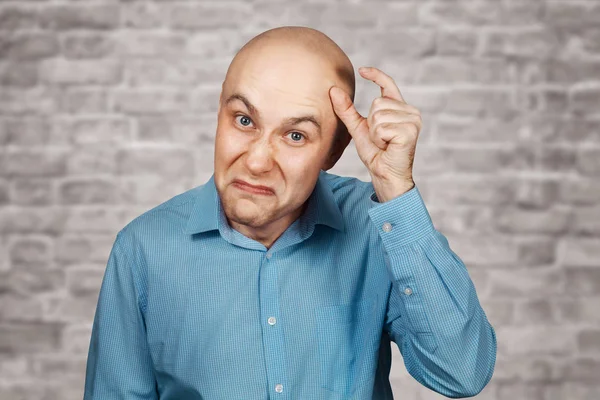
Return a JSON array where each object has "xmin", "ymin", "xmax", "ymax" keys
[
  {"xmin": 220, "ymin": 26, "xmax": 355, "ymax": 162},
  {"xmin": 225, "ymin": 26, "xmax": 355, "ymax": 101},
  {"xmin": 214, "ymin": 26, "xmax": 358, "ymax": 242}
]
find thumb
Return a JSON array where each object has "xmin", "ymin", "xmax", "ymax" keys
[{"xmin": 329, "ymin": 86, "xmax": 365, "ymax": 137}]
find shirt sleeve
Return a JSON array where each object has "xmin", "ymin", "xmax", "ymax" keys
[
  {"xmin": 83, "ymin": 230, "xmax": 159, "ymax": 399},
  {"xmin": 367, "ymin": 185, "xmax": 497, "ymax": 398}
]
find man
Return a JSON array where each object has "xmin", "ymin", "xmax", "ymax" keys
[{"xmin": 84, "ymin": 26, "xmax": 496, "ymax": 399}]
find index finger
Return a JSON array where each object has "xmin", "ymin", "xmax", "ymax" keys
[{"xmin": 359, "ymin": 66, "xmax": 406, "ymax": 103}]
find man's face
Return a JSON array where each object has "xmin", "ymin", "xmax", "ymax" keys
[{"xmin": 214, "ymin": 47, "xmax": 342, "ymax": 231}]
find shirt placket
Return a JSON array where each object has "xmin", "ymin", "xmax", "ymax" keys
[{"xmin": 259, "ymin": 249, "xmax": 290, "ymax": 399}]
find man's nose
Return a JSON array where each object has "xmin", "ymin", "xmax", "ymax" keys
[{"xmin": 244, "ymin": 138, "xmax": 275, "ymax": 174}]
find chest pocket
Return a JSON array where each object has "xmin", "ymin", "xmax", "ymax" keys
[{"xmin": 315, "ymin": 298, "xmax": 378, "ymax": 398}]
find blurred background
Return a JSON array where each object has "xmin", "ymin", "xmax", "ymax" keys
[{"xmin": 1, "ymin": 0, "xmax": 599, "ymax": 399}]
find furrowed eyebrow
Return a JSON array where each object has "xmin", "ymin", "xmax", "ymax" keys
[
  {"xmin": 283, "ymin": 115, "xmax": 321, "ymax": 133},
  {"xmin": 225, "ymin": 93, "xmax": 260, "ymax": 119},
  {"xmin": 225, "ymin": 92, "xmax": 322, "ymax": 134}
]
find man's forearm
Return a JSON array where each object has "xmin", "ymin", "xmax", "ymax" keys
[{"xmin": 369, "ymin": 184, "xmax": 497, "ymax": 397}]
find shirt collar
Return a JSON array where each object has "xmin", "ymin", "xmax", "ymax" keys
[{"xmin": 183, "ymin": 170, "xmax": 345, "ymax": 235}]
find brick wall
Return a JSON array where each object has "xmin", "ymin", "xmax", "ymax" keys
[{"xmin": 1, "ymin": 1, "xmax": 599, "ymax": 399}]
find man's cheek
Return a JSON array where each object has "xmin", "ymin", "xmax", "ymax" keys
[{"xmin": 218, "ymin": 132, "xmax": 247, "ymax": 162}]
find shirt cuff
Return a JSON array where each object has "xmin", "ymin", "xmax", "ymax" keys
[{"xmin": 367, "ymin": 184, "xmax": 435, "ymax": 251}]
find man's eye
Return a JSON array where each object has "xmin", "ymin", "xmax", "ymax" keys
[
  {"xmin": 235, "ymin": 115, "xmax": 305, "ymax": 144},
  {"xmin": 235, "ymin": 115, "xmax": 253, "ymax": 127},
  {"xmin": 286, "ymin": 131, "xmax": 306, "ymax": 143}
]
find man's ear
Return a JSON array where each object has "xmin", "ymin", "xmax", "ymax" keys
[{"xmin": 322, "ymin": 127, "xmax": 352, "ymax": 171}]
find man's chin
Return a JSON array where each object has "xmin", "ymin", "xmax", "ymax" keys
[
  {"xmin": 231, "ymin": 214, "xmax": 270, "ymax": 230},
  {"xmin": 229, "ymin": 205, "xmax": 266, "ymax": 225}
]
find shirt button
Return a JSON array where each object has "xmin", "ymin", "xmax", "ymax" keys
[
  {"xmin": 382, "ymin": 222, "xmax": 392, "ymax": 232},
  {"xmin": 275, "ymin": 383, "xmax": 283, "ymax": 393},
  {"xmin": 404, "ymin": 287, "xmax": 413, "ymax": 296},
  {"xmin": 266, "ymin": 252, "xmax": 272, "ymax": 259},
  {"xmin": 268, "ymin": 316, "xmax": 276, "ymax": 325}
]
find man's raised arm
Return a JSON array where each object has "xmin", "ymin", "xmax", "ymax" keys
[{"xmin": 368, "ymin": 185, "xmax": 497, "ymax": 398}]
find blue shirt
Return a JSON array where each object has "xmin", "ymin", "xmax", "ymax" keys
[{"xmin": 84, "ymin": 169, "xmax": 496, "ymax": 399}]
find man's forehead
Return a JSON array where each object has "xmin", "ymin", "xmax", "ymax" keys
[
  {"xmin": 224, "ymin": 87, "xmax": 327, "ymax": 109},
  {"xmin": 224, "ymin": 70, "xmax": 336, "ymax": 112},
  {"xmin": 229, "ymin": 55, "xmax": 338, "ymax": 96}
]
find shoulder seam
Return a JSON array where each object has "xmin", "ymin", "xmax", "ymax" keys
[
  {"xmin": 114, "ymin": 231, "xmax": 147, "ymax": 314},
  {"xmin": 120, "ymin": 195, "xmax": 198, "ymax": 234}
]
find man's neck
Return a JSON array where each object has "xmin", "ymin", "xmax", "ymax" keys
[{"xmin": 227, "ymin": 199, "xmax": 310, "ymax": 250}]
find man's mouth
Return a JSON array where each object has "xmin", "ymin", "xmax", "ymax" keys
[{"xmin": 232, "ymin": 180, "xmax": 275, "ymax": 195}]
